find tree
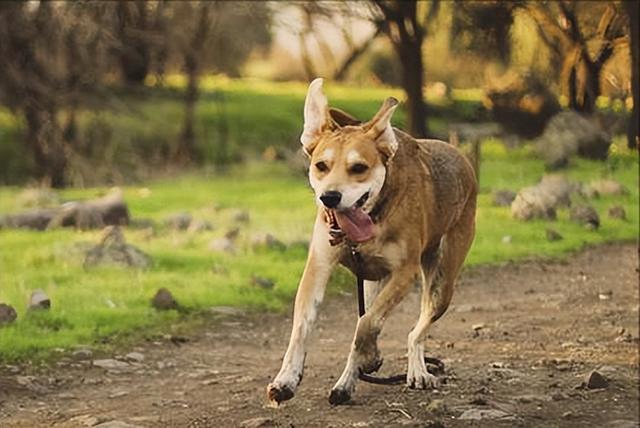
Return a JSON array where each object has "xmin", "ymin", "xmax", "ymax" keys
[
  {"xmin": 526, "ymin": 1, "xmax": 629, "ymax": 113},
  {"xmin": 370, "ymin": 1, "xmax": 440, "ymax": 138},
  {"xmin": 623, "ymin": 0, "xmax": 638, "ymax": 149}
]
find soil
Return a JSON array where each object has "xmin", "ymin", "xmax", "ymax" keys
[{"xmin": 1, "ymin": 243, "xmax": 638, "ymax": 427}]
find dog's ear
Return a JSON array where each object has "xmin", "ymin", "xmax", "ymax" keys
[
  {"xmin": 365, "ymin": 97, "xmax": 399, "ymax": 162},
  {"xmin": 301, "ymin": 78, "xmax": 331, "ymax": 156}
]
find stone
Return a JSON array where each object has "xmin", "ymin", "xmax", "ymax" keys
[
  {"xmin": 151, "ymin": 288, "xmax": 179, "ymax": 311},
  {"xmin": 225, "ymin": 227, "xmax": 241, "ymax": 240},
  {"xmin": 94, "ymin": 421, "xmax": 142, "ymax": 428},
  {"xmin": 511, "ymin": 175, "xmax": 576, "ymax": 221},
  {"xmin": 472, "ymin": 323, "xmax": 486, "ymax": 331},
  {"xmin": 458, "ymin": 408, "xmax": 514, "ymax": 421},
  {"xmin": 252, "ymin": 233, "xmax": 286, "ymax": 251},
  {"xmin": 124, "ymin": 352, "xmax": 145, "ymax": 362},
  {"xmin": 536, "ymin": 111, "xmax": 611, "ymax": 169},
  {"xmin": 251, "ymin": 276, "xmax": 275, "ymax": 290},
  {"xmin": 598, "ymin": 290, "xmax": 613, "ymax": 300},
  {"xmin": 608, "ymin": 205, "xmax": 626, "ymax": 220},
  {"xmin": 492, "ymin": 189, "xmax": 517, "ymax": 207},
  {"xmin": 546, "ymin": 228, "xmax": 563, "ymax": 241},
  {"xmin": 207, "ymin": 306, "xmax": 245, "ymax": 316},
  {"xmin": 93, "ymin": 359, "xmax": 130, "ymax": 370},
  {"xmin": 28, "ymin": 289, "xmax": 51, "ymax": 311},
  {"xmin": 208, "ymin": 237, "xmax": 235, "ymax": 253},
  {"xmin": 570, "ymin": 205, "xmax": 600, "ymax": 229},
  {"xmin": 72, "ymin": 348, "xmax": 93, "ymax": 360},
  {"xmin": 163, "ymin": 212, "xmax": 192, "ymax": 230},
  {"xmin": 186, "ymin": 219, "xmax": 213, "ymax": 234},
  {"xmin": 0, "ymin": 303, "xmax": 17, "ymax": 325},
  {"xmin": 590, "ymin": 179, "xmax": 628, "ymax": 196},
  {"xmin": 239, "ymin": 417, "xmax": 274, "ymax": 428},
  {"xmin": 583, "ymin": 370, "xmax": 608, "ymax": 389},
  {"xmin": 84, "ymin": 226, "xmax": 152, "ymax": 269},
  {"xmin": 234, "ymin": 210, "xmax": 250, "ymax": 223}
]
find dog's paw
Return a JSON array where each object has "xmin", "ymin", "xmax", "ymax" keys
[
  {"xmin": 266, "ymin": 382, "xmax": 295, "ymax": 405},
  {"xmin": 328, "ymin": 388, "xmax": 352, "ymax": 406},
  {"xmin": 406, "ymin": 369, "xmax": 440, "ymax": 390}
]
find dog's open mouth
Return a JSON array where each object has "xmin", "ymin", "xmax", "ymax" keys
[{"xmin": 332, "ymin": 192, "xmax": 375, "ymax": 243}]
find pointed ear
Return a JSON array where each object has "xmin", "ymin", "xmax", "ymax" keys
[
  {"xmin": 300, "ymin": 78, "xmax": 330, "ymax": 156},
  {"xmin": 365, "ymin": 97, "xmax": 399, "ymax": 161}
]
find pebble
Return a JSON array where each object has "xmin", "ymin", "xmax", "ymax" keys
[
  {"xmin": 72, "ymin": 348, "xmax": 93, "ymax": 360},
  {"xmin": 28, "ymin": 289, "xmax": 51, "ymax": 311},
  {"xmin": 151, "ymin": 288, "xmax": 179, "ymax": 311},
  {"xmin": 0, "ymin": 303, "xmax": 17, "ymax": 325},
  {"xmin": 251, "ymin": 276, "xmax": 275, "ymax": 290},
  {"xmin": 472, "ymin": 323, "xmax": 486, "ymax": 331},
  {"xmin": 124, "ymin": 352, "xmax": 145, "ymax": 362},
  {"xmin": 598, "ymin": 290, "xmax": 613, "ymax": 300},
  {"xmin": 93, "ymin": 359, "xmax": 130, "ymax": 370},
  {"xmin": 583, "ymin": 370, "xmax": 608, "ymax": 389},
  {"xmin": 239, "ymin": 417, "xmax": 274, "ymax": 428},
  {"xmin": 458, "ymin": 408, "xmax": 514, "ymax": 421},
  {"xmin": 233, "ymin": 210, "xmax": 250, "ymax": 223}
]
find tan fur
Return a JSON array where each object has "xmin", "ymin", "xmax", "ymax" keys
[{"xmin": 267, "ymin": 79, "xmax": 477, "ymax": 405}]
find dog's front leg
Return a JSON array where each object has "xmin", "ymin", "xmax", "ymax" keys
[
  {"xmin": 329, "ymin": 264, "xmax": 420, "ymax": 405},
  {"xmin": 267, "ymin": 216, "xmax": 337, "ymax": 405}
]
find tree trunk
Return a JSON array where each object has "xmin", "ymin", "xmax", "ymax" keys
[
  {"xmin": 624, "ymin": 0, "xmax": 639, "ymax": 149},
  {"xmin": 395, "ymin": 40, "xmax": 427, "ymax": 138},
  {"xmin": 24, "ymin": 104, "xmax": 67, "ymax": 188},
  {"xmin": 117, "ymin": 0, "xmax": 150, "ymax": 85},
  {"xmin": 176, "ymin": 54, "xmax": 198, "ymax": 163}
]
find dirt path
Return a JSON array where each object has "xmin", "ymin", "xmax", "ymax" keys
[{"xmin": 1, "ymin": 244, "xmax": 638, "ymax": 427}]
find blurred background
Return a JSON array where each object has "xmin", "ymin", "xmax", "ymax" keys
[
  {"xmin": 0, "ymin": 1, "xmax": 638, "ymax": 361},
  {"xmin": 0, "ymin": 0, "xmax": 637, "ymax": 186}
]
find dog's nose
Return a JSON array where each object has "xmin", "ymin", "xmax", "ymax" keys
[{"xmin": 320, "ymin": 191, "xmax": 342, "ymax": 208}]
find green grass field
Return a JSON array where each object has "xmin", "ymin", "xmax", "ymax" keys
[{"xmin": 0, "ymin": 79, "xmax": 637, "ymax": 363}]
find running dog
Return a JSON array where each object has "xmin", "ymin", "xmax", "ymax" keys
[{"xmin": 267, "ymin": 78, "xmax": 477, "ymax": 405}]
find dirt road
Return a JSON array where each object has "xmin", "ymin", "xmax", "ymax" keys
[{"xmin": 1, "ymin": 243, "xmax": 638, "ymax": 427}]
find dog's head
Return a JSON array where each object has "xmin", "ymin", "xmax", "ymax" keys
[{"xmin": 300, "ymin": 78, "xmax": 399, "ymax": 242}]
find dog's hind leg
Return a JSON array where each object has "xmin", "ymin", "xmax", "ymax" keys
[
  {"xmin": 407, "ymin": 206, "xmax": 476, "ymax": 389},
  {"xmin": 329, "ymin": 264, "xmax": 420, "ymax": 405},
  {"xmin": 267, "ymin": 217, "xmax": 337, "ymax": 405}
]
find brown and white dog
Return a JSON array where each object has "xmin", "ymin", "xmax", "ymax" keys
[{"xmin": 267, "ymin": 79, "xmax": 477, "ymax": 405}]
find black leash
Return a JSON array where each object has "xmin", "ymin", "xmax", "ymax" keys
[{"xmin": 326, "ymin": 209, "xmax": 444, "ymax": 386}]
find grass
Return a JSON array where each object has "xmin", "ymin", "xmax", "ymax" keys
[
  {"xmin": 0, "ymin": 78, "xmax": 637, "ymax": 363},
  {"xmin": 0, "ymin": 141, "xmax": 637, "ymax": 363}
]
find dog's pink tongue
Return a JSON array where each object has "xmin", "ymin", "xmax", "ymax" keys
[{"xmin": 334, "ymin": 207, "xmax": 375, "ymax": 243}]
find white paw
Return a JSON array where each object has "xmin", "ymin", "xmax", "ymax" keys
[{"xmin": 406, "ymin": 362, "xmax": 440, "ymax": 389}]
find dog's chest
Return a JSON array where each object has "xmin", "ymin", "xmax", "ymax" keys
[{"xmin": 338, "ymin": 246, "xmax": 391, "ymax": 281}]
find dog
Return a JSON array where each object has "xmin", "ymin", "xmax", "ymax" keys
[{"xmin": 267, "ymin": 78, "xmax": 477, "ymax": 405}]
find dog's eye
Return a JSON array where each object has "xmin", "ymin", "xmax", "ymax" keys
[
  {"xmin": 315, "ymin": 161, "xmax": 329, "ymax": 173},
  {"xmin": 349, "ymin": 163, "xmax": 369, "ymax": 174}
]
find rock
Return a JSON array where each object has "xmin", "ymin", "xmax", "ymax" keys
[
  {"xmin": 1, "ymin": 208, "xmax": 59, "ymax": 231},
  {"xmin": 570, "ymin": 205, "xmax": 600, "ymax": 229},
  {"xmin": 251, "ymin": 276, "xmax": 275, "ymax": 290},
  {"xmin": 207, "ymin": 306, "xmax": 245, "ymax": 317},
  {"xmin": 546, "ymin": 228, "xmax": 563, "ymax": 241},
  {"xmin": 492, "ymin": 190, "xmax": 516, "ymax": 207},
  {"xmin": 84, "ymin": 226, "xmax": 152, "ymax": 269},
  {"xmin": 17, "ymin": 188, "xmax": 59, "ymax": 208},
  {"xmin": 590, "ymin": 179, "xmax": 628, "ymax": 196},
  {"xmin": 124, "ymin": 352, "xmax": 145, "ymax": 362},
  {"xmin": 72, "ymin": 348, "xmax": 93, "ymax": 360},
  {"xmin": 208, "ymin": 238, "xmax": 235, "ymax": 254},
  {"xmin": 164, "ymin": 212, "xmax": 192, "ymax": 230},
  {"xmin": 583, "ymin": 370, "xmax": 608, "ymax": 389},
  {"xmin": 536, "ymin": 111, "xmax": 611, "ymax": 169},
  {"xmin": 94, "ymin": 421, "xmax": 142, "ymax": 428},
  {"xmin": 598, "ymin": 290, "xmax": 613, "ymax": 300},
  {"xmin": 252, "ymin": 233, "xmax": 286, "ymax": 251},
  {"xmin": 511, "ymin": 175, "xmax": 575, "ymax": 221},
  {"xmin": 187, "ymin": 219, "xmax": 213, "ymax": 234},
  {"xmin": 233, "ymin": 210, "xmax": 250, "ymax": 223},
  {"xmin": 93, "ymin": 359, "xmax": 130, "ymax": 370},
  {"xmin": 458, "ymin": 408, "xmax": 514, "ymax": 421},
  {"xmin": 608, "ymin": 205, "xmax": 626, "ymax": 220},
  {"xmin": 28, "ymin": 289, "xmax": 51, "ymax": 311},
  {"xmin": 225, "ymin": 227, "xmax": 241, "ymax": 241},
  {"xmin": 151, "ymin": 288, "xmax": 179, "ymax": 311},
  {"xmin": 424, "ymin": 399, "xmax": 447, "ymax": 414},
  {"xmin": 472, "ymin": 323, "xmax": 486, "ymax": 331},
  {"xmin": 239, "ymin": 417, "xmax": 274, "ymax": 428},
  {"xmin": 48, "ymin": 190, "xmax": 130, "ymax": 230},
  {"xmin": 0, "ymin": 303, "xmax": 17, "ymax": 325}
]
